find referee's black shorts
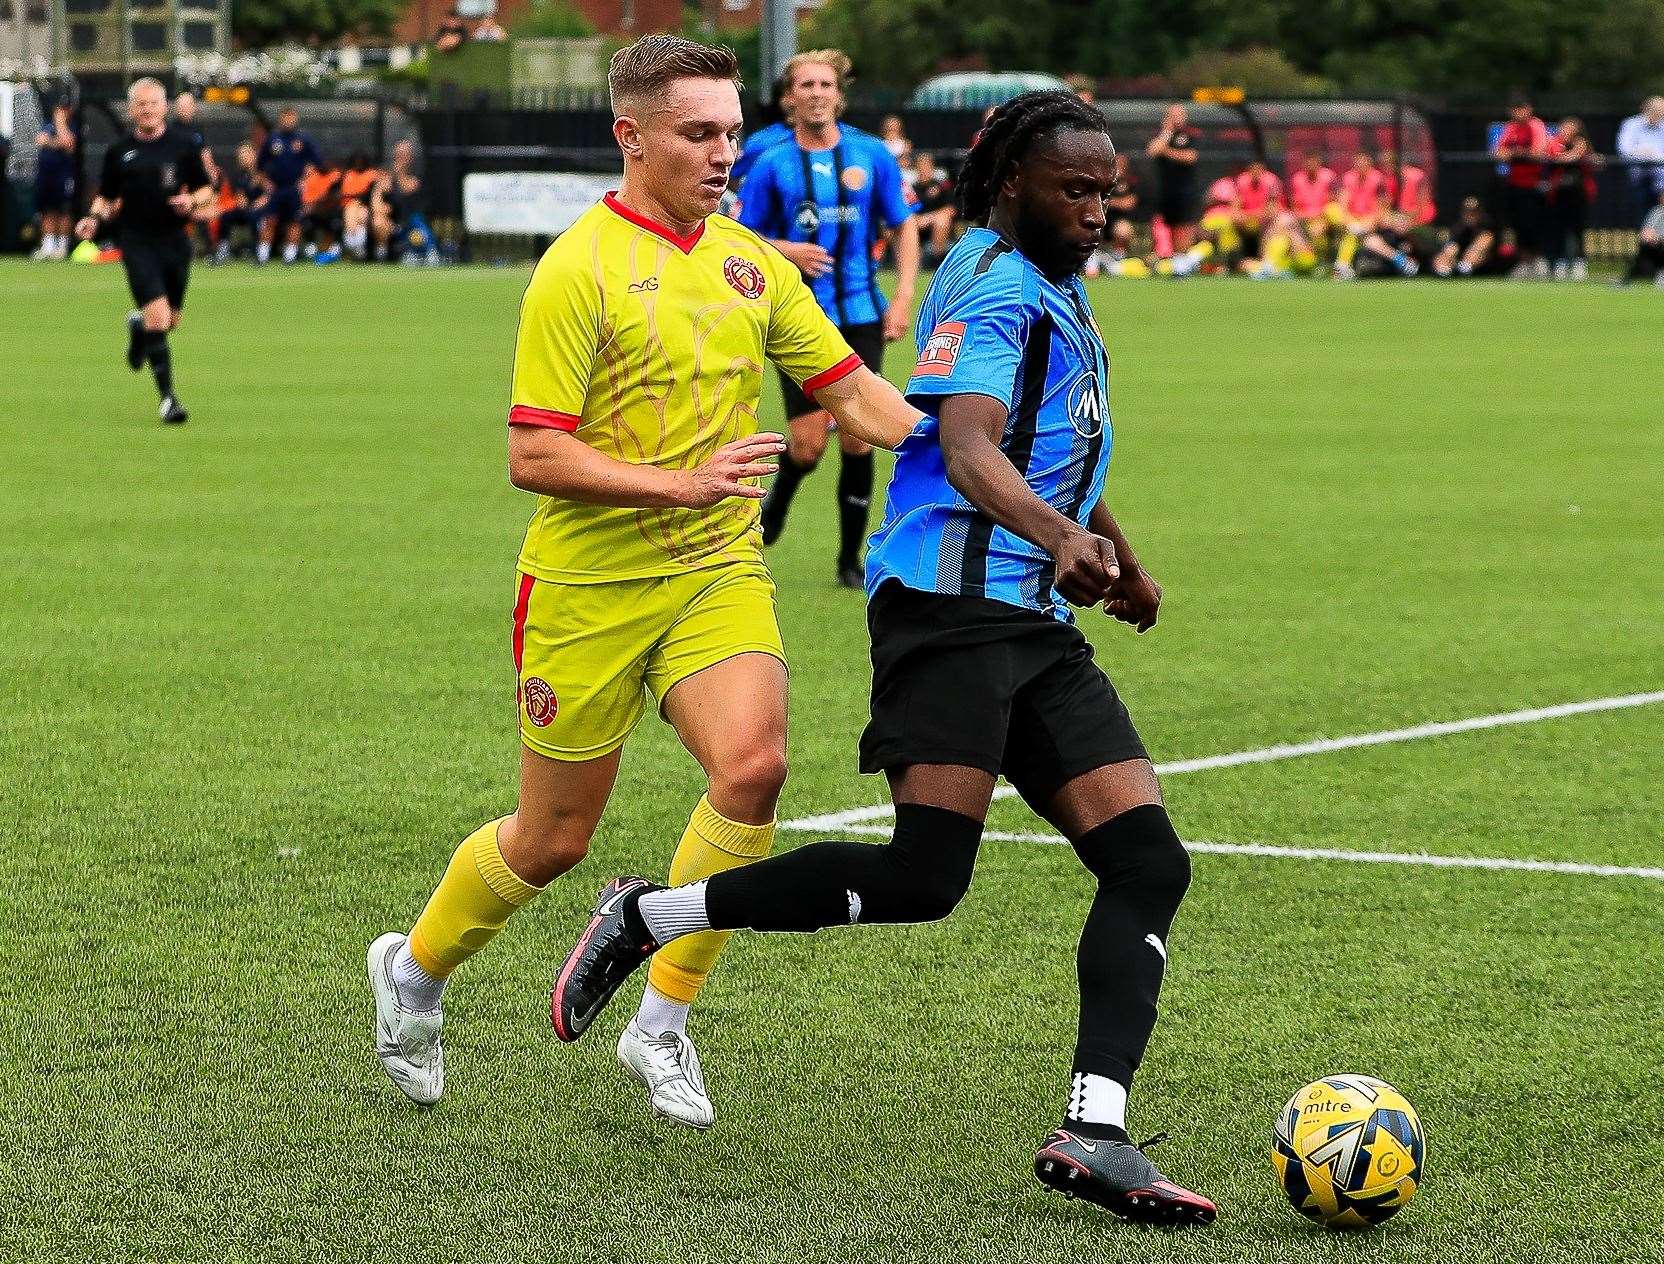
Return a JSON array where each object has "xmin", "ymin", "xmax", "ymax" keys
[
  {"xmin": 778, "ymin": 320, "xmax": 885, "ymax": 421},
  {"xmin": 120, "ymin": 230, "xmax": 191, "ymax": 311},
  {"xmin": 858, "ymin": 579, "xmax": 1149, "ymax": 810}
]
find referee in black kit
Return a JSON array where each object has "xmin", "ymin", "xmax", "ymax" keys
[{"xmin": 77, "ymin": 78, "xmax": 212, "ymax": 424}]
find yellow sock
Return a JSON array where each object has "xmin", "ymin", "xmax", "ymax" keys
[
  {"xmin": 407, "ymin": 817, "xmax": 543, "ymax": 979},
  {"xmin": 1337, "ymin": 231, "xmax": 1360, "ymax": 267},
  {"xmin": 1265, "ymin": 235, "xmax": 1292, "ymax": 271},
  {"xmin": 647, "ymin": 796, "xmax": 775, "ymax": 1004}
]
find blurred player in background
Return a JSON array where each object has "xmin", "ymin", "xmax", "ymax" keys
[
  {"xmin": 740, "ymin": 50, "xmax": 920, "ymax": 588},
  {"xmin": 554, "ymin": 89, "xmax": 1216, "ymax": 1228},
  {"xmin": 1332, "ymin": 151, "xmax": 1386, "ymax": 279},
  {"xmin": 1146, "ymin": 104, "xmax": 1199, "ymax": 255},
  {"xmin": 367, "ymin": 35, "xmax": 924, "ymax": 1127},
  {"xmin": 31, "ymin": 102, "xmax": 77, "ymax": 260},
  {"xmin": 256, "ymin": 106, "xmax": 321, "ymax": 264},
  {"xmin": 1288, "ymin": 152, "xmax": 1341, "ymax": 264},
  {"xmin": 76, "ymin": 78, "xmax": 211, "ymax": 423}
]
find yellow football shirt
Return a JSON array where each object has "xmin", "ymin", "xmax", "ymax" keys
[{"xmin": 508, "ymin": 193, "xmax": 860, "ymax": 584}]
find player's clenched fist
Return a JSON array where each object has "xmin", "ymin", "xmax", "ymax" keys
[
  {"xmin": 678, "ymin": 433, "xmax": 787, "ymax": 507},
  {"xmin": 1051, "ymin": 528, "xmax": 1120, "ymax": 606}
]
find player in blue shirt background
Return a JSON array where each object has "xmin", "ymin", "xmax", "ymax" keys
[
  {"xmin": 256, "ymin": 105, "xmax": 322, "ymax": 264},
  {"xmin": 557, "ymin": 90, "xmax": 1216, "ymax": 1229},
  {"xmin": 739, "ymin": 50, "xmax": 920, "ymax": 588}
]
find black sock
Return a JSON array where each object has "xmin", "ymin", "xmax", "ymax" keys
[
  {"xmin": 143, "ymin": 330, "xmax": 173, "ymax": 399},
  {"xmin": 705, "ymin": 803, "xmax": 983, "ymax": 932},
  {"xmin": 836, "ymin": 450, "xmax": 874, "ymax": 568},
  {"xmin": 1069, "ymin": 804, "xmax": 1191, "ymax": 1090},
  {"xmin": 127, "ymin": 312, "xmax": 143, "ymax": 354},
  {"xmin": 760, "ymin": 450, "xmax": 813, "ymax": 542}
]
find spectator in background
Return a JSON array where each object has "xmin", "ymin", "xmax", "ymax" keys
[
  {"xmin": 256, "ymin": 106, "xmax": 322, "ymax": 264},
  {"xmin": 1146, "ymin": 104, "xmax": 1199, "ymax": 254},
  {"xmin": 880, "ymin": 114, "xmax": 908, "ymax": 160},
  {"xmin": 1615, "ymin": 97, "xmax": 1664, "ymax": 228},
  {"xmin": 1545, "ymin": 118, "xmax": 1598, "ymax": 281},
  {"xmin": 301, "ymin": 156, "xmax": 345, "ymax": 263},
  {"xmin": 212, "ymin": 141, "xmax": 270, "ymax": 262},
  {"xmin": 434, "ymin": 9, "xmax": 468, "ymax": 53},
  {"xmin": 909, "ymin": 150, "xmax": 955, "ymax": 263},
  {"xmin": 1333, "ymin": 151, "xmax": 1386, "ymax": 279},
  {"xmin": 338, "ymin": 151, "xmax": 382, "ymax": 260},
  {"xmin": 173, "ymin": 91, "xmax": 219, "ymax": 185},
  {"xmin": 472, "ymin": 13, "xmax": 506, "ymax": 40},
  {"xmin": 1233, "ymin": 157, "xmax": 1284, "ymax": 257},
  {"xmin": 1432, "ymin": 197, "xmax": 1499, "ymax": 278},
  {"xmin": 1618, "ymin": 184, "xmax": 1664, "ymax": 286},
  {"xmin": 32, "ymin": 103, "xmax": 77, "ymax": 260},
  {"xmin": 382, "ymin": 139, "xmax": 435, "ymax": 261},
  {"xmin": 1379, "ymin": 148, "xmax": 1433, "ymax": 226},
  {"xmin": 1351, "ymin": 210, "xmax": 1420, "ymax": 279},
  {"xmin": 1199, "ymin": 175, "xmax": 1242, "ymax": 267},
  {"xmin": 1492, "ymin": 98, "xmax": 1550, "ymax": 279}
]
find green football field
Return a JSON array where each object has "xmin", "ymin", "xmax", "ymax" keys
[{"xmin": 3, "ymin": 259, "xmax": 1660, "ymax": 1264}]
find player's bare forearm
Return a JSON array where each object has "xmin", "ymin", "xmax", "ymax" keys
[
  {"xmin": 814, "ymin": 365, "xmax": 923, "ymax": 450},
  {"xmin": 892, "ymin": 218, "xmax": 920, "ymax": 308},
  {"xmin": 508, "ymin": 426, "xmax": 783, "ymax": 510}
]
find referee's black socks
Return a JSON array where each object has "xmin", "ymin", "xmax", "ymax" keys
[
  {"xmin": 143, "ymin": 330, "xmax": 174, "ymax": 400},
  {"xmin": 837, "ymin": 449, "xmax": 875, "ymax": 569}
]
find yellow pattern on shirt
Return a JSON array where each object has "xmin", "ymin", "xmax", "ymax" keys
[{"xmin": 509, "ymin": 197, "xmax": 857, "ymax": 584}]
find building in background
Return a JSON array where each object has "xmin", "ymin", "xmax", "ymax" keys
[{"xmin": 8, "ymin": 0, "xmax": 230, "ymax": 78}]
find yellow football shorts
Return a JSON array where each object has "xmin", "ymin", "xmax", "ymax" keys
[{"xmin": 512, "ymin": 559, "xmax": 785, "ymax": 761}]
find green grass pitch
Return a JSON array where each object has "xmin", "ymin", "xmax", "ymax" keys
[{"xmin": 2, "ymin": 259, "xmax": 1661, "ymax": 1264}]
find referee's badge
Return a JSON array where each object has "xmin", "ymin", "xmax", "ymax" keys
[{"xmin": 724, "ymin": 255, "xmax": 766, "ymax": 300}]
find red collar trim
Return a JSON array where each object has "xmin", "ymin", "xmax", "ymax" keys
[{"xmin": 603, "ymin": 192, "xmax": 705, "ymax": 254}]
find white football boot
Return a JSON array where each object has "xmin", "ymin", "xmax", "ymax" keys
[
  {"xmin": 367, "ymin": 932, "xmax": 444, "ymax": 1105},
  {"xmin": 616, "ymin": 1019, "xmax": 715, "ymax": 1130}
]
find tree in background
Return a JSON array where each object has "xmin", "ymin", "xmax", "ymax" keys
[
  {"xmin": 233, "ymin": 0, "xmax": 402, "ymax": 47},
  {"xmin": 511, "ymin": 1, "xmax": 596, "ymax": 39}
]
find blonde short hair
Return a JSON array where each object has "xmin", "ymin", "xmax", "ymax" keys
[
  {"xmin": 782, "ymin": 49, "xmax": 852, "ymax": 94},
  {"xmin": 608, "ymin": 34, "xmax": 742, "ymax": 116}
]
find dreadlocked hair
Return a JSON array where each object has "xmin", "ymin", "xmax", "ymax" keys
[{"xmin": 955, "ymin": 90, "xmax": 1115, "ymax": 225}]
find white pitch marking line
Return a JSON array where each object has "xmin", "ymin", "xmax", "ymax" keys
[
  {"xmin": 782, "ymin": 689, "xmax": 1664, "ymax": 832},
  {"xmin": 787, "ymin": 823, "xmax": 1664, "ymax": 881}
]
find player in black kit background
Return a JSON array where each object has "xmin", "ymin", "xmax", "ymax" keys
[{"xmin": 76, "ymin": 78, "xmax": 212, "ymax": 424}]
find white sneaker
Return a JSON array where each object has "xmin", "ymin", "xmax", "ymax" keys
[
  {"xmin": 367, "ymin": 932, "xmax": 444, "ymax": 1104},
  {"xmin": 616, "ymin": 1019, "xmax": 714, "ymax": 1130}
]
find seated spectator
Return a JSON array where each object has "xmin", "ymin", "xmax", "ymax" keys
[
  {"xmin": 880, "ymin": 114, "xmax": 909, "ymax": 160},
  {"xmin": 1086, "ymin": 219, "xmax": 1152, "ymax": 278},
  {"xmin": 1350, "ymin": 211, "xmax": 1421, "ymax": 279},
  {"xmin": 382, "ymin": 139, "xmax": 437, "ymax": 262},
  {"xmin": 909, "ymin": 151, "xmax": 955, "ymax": 264},
  {"xmin": 1378, "ymin": 149, "xmax": 1434, "ymax": 227},
  {"xmin": 1619, "ymin": 185, "xmax": 1664, "ymax": 286},
  {"xmin": 1251, "ymin": 210, "xmax": 1318, "ymax": 278},
  {"xmin": 434, "ymin": 9, "xmax": 468, "ymax": 53},
  {"xmin": 211, "ymin": 142, "xmax": 272, "ymax": 261},
  {"xmin": 1288, "ymin": 152, "xmax": 1342, "ymax": 261},
  {"xmin": 1199, "ymin": 176, "xmax": 1242, "ymax": 268},
  {"xmin": 301, "ymin": 158, "xmax": 345, "ymax": 263},
  {"xmin": 1333, "ymin": 152, "xmax": 1387, "ymax": 279},
  {"xmin": 1233, "ymin": 158, "xmax": 1285, "ymax": 256},
  {"xmin": 33, "ymin": 102, "xmax": 78, "ymax": 260},
  {"xmin": 337, "ymin": 152, "xmax": 383, "ymax": 260},
  {"xmin": 1432, "ymin": 197, "xmax": 1500, "ymax": 277}
]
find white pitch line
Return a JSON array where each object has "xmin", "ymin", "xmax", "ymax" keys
[
  {"xmin": 783, "ymin": 823, "xmax": 1664, "ymax": 881},
  {"xmin": 782, "ymin": 689, "xmax": 1664, "ymax": 832}
]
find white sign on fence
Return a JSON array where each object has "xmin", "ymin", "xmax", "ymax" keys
[{"xmin": 463, "ymin": 171, "xmax": 616, "ymax": 235}]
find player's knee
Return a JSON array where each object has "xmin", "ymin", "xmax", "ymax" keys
[
  {"xmin": 903, "ymin": 861, "xmax": 974, "ymax": 922},
  {"xmin": 505, "ymin": 814, "xmax": 593, "ymax": 885},
  {"xmin": 711, "ymin": 744, "xmax": 788, "ymax": 813},
  {"xmin": 1076, "ymin": 803, "xmax": 1191, "ymax": 912}
]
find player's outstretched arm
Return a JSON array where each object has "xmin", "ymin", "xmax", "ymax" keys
[
  {"xmin": 508, "ymin": 426, "xmax": 785, "ymax": 510},
  {"xmin": 812, "ymin": 365, "xmax": 925, "ymax": 451},
  {"xmin": 938, "ymin": 393, "xmax": 1120, "ymax": 607},
  {"xmin": 1088, "ymin": 498, "xmax": 1161, "ymax": 633}
]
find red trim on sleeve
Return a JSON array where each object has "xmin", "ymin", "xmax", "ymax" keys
[
  {"xmin": 508, "ymin": 405, "xmax": 580, "ymax": 431},
  {"xmin": 801, "ymin": 353, "xmax": 863, "ymax": 401},
  {"xmin": 512, "ymin": 573, "xmax": 535, "ymax": 681},
  {"xmin": 602, "ymin": 192, "xmax": 706, "ymax": 254}
]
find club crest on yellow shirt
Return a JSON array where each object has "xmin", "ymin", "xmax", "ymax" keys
[{"xmin": 724, "ymin": 255, "xmax": 766, "ymax": 300}]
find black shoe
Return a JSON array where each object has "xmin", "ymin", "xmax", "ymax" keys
[
  {"xmin": 836, "ymin": 561, "xmax": 864, "ymax": 589},
  {"xmin": 550, "ymin": 876, "xmax": 660, "ymax": 1042},
  {"xmin": 159, "ymin": 395, "xmax": 189, "ymax": 425},
  {"xmin": 1034, "ymin": 1130, "xmax": 1217, "ymax": 1226},
  {"xmin": 126, "ymin": 313, "xmax": 144, "ymax": 371}
]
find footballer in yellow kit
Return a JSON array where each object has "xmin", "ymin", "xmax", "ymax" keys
[
  {"xmin": 509, "ymin": 191, "xmax": 859, "ymax": 760},
  {"xmin": 366, "ymin": 34, "xmax": 924, "ymax": 1127}
]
